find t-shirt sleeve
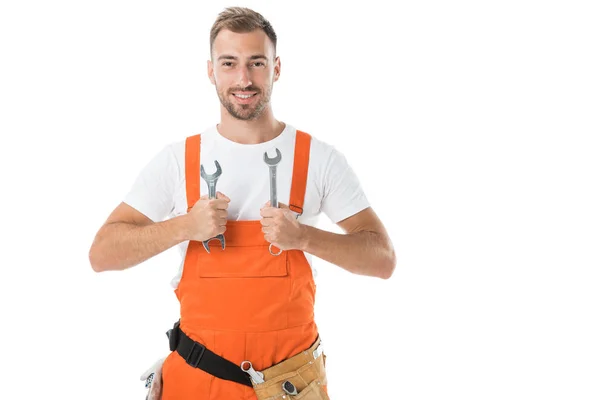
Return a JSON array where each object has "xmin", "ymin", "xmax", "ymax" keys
[
  {"xmin": 123, "ymin": 144, "xmax": 179, "ymax": 223},
  {"xmin": 320, "ymin": 147, "xmax": 370, "ymax": 224}
]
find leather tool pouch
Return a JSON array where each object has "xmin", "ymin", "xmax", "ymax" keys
[{"xmin": 252, "ymin": 339, "xmax": 329, "ymax": 400}]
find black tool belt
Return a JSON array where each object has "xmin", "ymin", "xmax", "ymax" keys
[{"xmin": 166, "ymin": 320, "xmax": 253, "ymax": 387}]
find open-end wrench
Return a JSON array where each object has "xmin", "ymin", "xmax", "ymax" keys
[
  {"xmin": 263, "ymin": 148, "xmax": 282, "ymax": 256},
  {"xmin": 200, "ymin": 160, "xmax": 225, "ymax": 253}
]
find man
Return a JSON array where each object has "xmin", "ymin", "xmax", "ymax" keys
[{"xmin": 89, "ymin": 6, "xmax": 395, "ymax": 400}]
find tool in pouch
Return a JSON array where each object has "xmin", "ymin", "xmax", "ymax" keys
[
  {"xmin": 200, "ymin": 160, "xmax": 225, "ymax": 253},
  {"xmin": 239, "ymin": 338, "xmax": 328, "ymax": 399},
  {"xmin": 263, "ymin": 148, "xmax": 283, "ymax": 256},
  {"xmin": 240, "ymin": 360, "xmax": 265, "ymax": 384},
  {"xmin": 282, "ymin": 380, "xmax": 298, "ymax": 395}
]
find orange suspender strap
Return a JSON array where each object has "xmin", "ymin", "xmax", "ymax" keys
[
  {"xmin": 289, "ymin": 130, "xmax": 311, "ymax": 216},
  {"xmin": 185, "ymin": 134, "xmax": 201, "ymax": 213}
]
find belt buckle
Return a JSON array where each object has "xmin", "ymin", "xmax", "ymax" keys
[{"xmin": 185, "ymin": 341, "xmax": 206, "ymax": 368}]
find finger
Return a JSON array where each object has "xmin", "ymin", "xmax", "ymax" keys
[
  {"xmin": 217, "ymin": 209, "xmax": 228, "ymax": 218},
  {"xmin": 216, "ymin": 192, "xmax": 231, "ymax": 202},
  {"xmin": 260, "ymin": 218, "xmax": 271, "ymax": 227},
  {"xmin": 213, "ymin": 199, "xmax": 230, "ymax": 210},
  {"xmin": 260, "ymin": 207, "xmax": 276, "ymax": 217}
]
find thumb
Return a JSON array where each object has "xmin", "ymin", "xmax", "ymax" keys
[{"xmin": 216, "ymin": 191, "xmax": 231, "ymax": 202}]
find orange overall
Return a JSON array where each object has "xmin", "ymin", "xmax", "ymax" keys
[{"xmin": 161, "ymin": 130, "xmax": 325, "ymax": 399}]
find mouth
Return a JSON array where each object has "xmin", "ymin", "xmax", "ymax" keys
[{"xmin": 231, "ymin": 92, "xmax": 258, "ymax": 104}]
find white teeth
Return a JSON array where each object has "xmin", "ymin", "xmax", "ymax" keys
[{"xmin": 234, "ymin": 93, "xmax": 254, "ymax": 99}]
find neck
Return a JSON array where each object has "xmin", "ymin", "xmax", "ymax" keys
[{"xmin": 217, "ymin": 106, "xmax": 285, "ymax": 144}]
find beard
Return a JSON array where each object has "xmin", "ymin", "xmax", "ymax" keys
[{"xmin": 216, "ymin": 83, "xmax": 272, "ymax": 121}]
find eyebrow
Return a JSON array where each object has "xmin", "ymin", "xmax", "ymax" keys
[{"xmin": 217, "ymin": 54, "xmax": 269, "ymax": 61}]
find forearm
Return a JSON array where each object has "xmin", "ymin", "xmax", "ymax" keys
[
  {"xmin": 298, "ymin": 225, "xmax": 396, "ymax": 279},
  {"xmin": 89, "ymin": 215, "xmax": 189, "ymax": 272}
]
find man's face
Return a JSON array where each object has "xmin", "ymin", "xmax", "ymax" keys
[{"xmin": 208, "ymin": 29, "xmax": 280, "ymax": 121}]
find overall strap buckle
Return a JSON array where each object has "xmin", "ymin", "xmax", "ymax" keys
[{"xmin": 185, "ymin": 341, "xmax": 206, "ymax": 368}]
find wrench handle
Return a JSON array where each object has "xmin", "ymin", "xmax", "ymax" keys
[
  {"xmin": 202, "ymin": 179, "xmax": 224, "ymax": 253},
  {"xmin": 269, "ymin": 166, "xmax": 277, "ymax": 207},
  {"xmin": 207, "ymin": 180, "xmax": 218, "ymax": 199}
]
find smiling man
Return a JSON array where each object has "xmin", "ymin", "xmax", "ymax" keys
[{"xmin": 88, "ymin": 6, "xmax": 395, "ymax": 400}]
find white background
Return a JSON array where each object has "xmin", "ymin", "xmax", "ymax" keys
[{"xmin": 1, "ymin": 0, "xmax": 599, "ymax": 399}]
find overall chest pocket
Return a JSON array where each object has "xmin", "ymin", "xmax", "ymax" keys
[{"xmin": 196, "ymin": 243, "xmax": 289, "ymax": 278}]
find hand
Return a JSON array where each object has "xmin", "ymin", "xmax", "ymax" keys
[
  {"xmin": 260, "ymin": 201, "xmax": 305, "ymax": 251},
  {"xmin": 184, "ymin": 192, "xmax": 230, "ymax": 242}
]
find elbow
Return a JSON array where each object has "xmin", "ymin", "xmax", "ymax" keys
[
  {"xmin": 89, "ymin": 248, "xmax": 102, "ymax": 272},
  {"xmin": 379, "ymin": 248, "xmax": 396, "ymax": 280},
  {"xmin": 88, "ymin": 244, "xmax": 108, "ymax": 273}
]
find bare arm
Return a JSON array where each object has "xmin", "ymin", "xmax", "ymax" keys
[
  {"xmin": 88, "ymin": 202, "xmax": 189, "ymax": 272},
  {"xmin": 89, "ymin": 193, "xmax": 230, "ymax": 272},
  {"xmin": 298, "ymin": 207, "xmax": 396, "ymax": 279}
]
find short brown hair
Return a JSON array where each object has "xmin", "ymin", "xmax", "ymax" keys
[{"xmin": 210, "ymin": 7, "xmax": 277, "ymax": 58}]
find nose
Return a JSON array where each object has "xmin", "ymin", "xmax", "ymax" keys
[{"xmin": 237, "ymin": 66, "xmax": 252, "ymax": 88}]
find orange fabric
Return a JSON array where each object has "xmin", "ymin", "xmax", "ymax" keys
[
  {"xmin": 162, "ymin": 130, "xmax": 320, "ymax": 399},
  {"xmin": 289, "ymin": 130, "xmax": 310, "ymax": 215},
  {"xmin": 185, "ymin": 134, "xmax": 201, "ymax": 213}
]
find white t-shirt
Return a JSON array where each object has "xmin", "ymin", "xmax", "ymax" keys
[{"xmin": 123, "ymin": 123, "xmax": 370, "ymax": 288}]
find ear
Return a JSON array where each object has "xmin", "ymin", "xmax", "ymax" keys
[
  {"xmin": 207, "ymin": 59, "xmax": 216, "ymax": 85},
  {"xmin": 273, "ymin": 56, "xmax": 281, "ymax": 82}
]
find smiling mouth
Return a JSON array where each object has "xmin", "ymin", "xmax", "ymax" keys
[{"xmin": 232, "ymin": 92, "xmax": 257, "ymax": 99}]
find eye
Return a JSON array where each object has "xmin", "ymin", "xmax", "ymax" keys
[
  {"xmin": 252, "ymin": 62, "xmax": 265, "ymax": 67},
  {"xmin": 222, "ymin": 62, "xmax": 233, "ymax": 67}
]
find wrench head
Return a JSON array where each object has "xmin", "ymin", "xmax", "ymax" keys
[
  {"xmin": 202, "ymin": 234, "xmax": 226, "ymax": 253},
  {"xmin": 263, "ymin": 148, "xmax": 282, "ymax": 166},
  {"xmin": 200, "ymin": 160, "xmax": 222, "ymax": 182}
]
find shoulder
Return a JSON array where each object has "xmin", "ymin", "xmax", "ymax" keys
[
  {"xmin": 291, "ymin": 127, "xmax": 339, "ymax": 163},
  {"xmin": 302, "ymin": 130, "xmax": 350, "ymax": 175}
]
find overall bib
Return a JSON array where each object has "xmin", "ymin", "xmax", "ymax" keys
[{"xmin": 161, "ymin": 130, "xmax": 327, "ymax": 399}]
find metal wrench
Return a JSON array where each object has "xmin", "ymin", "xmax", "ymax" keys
[
  {"xmin": 263, "ymin": 148, "xmax": 282, "ymax": 256},
  {"xmin": 200, "ymin": 160, "xmax": 225, "ymax": 253},
  {"xmin": 240, "ymin": 360, "xmax": 264, "ymax": 385}
]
